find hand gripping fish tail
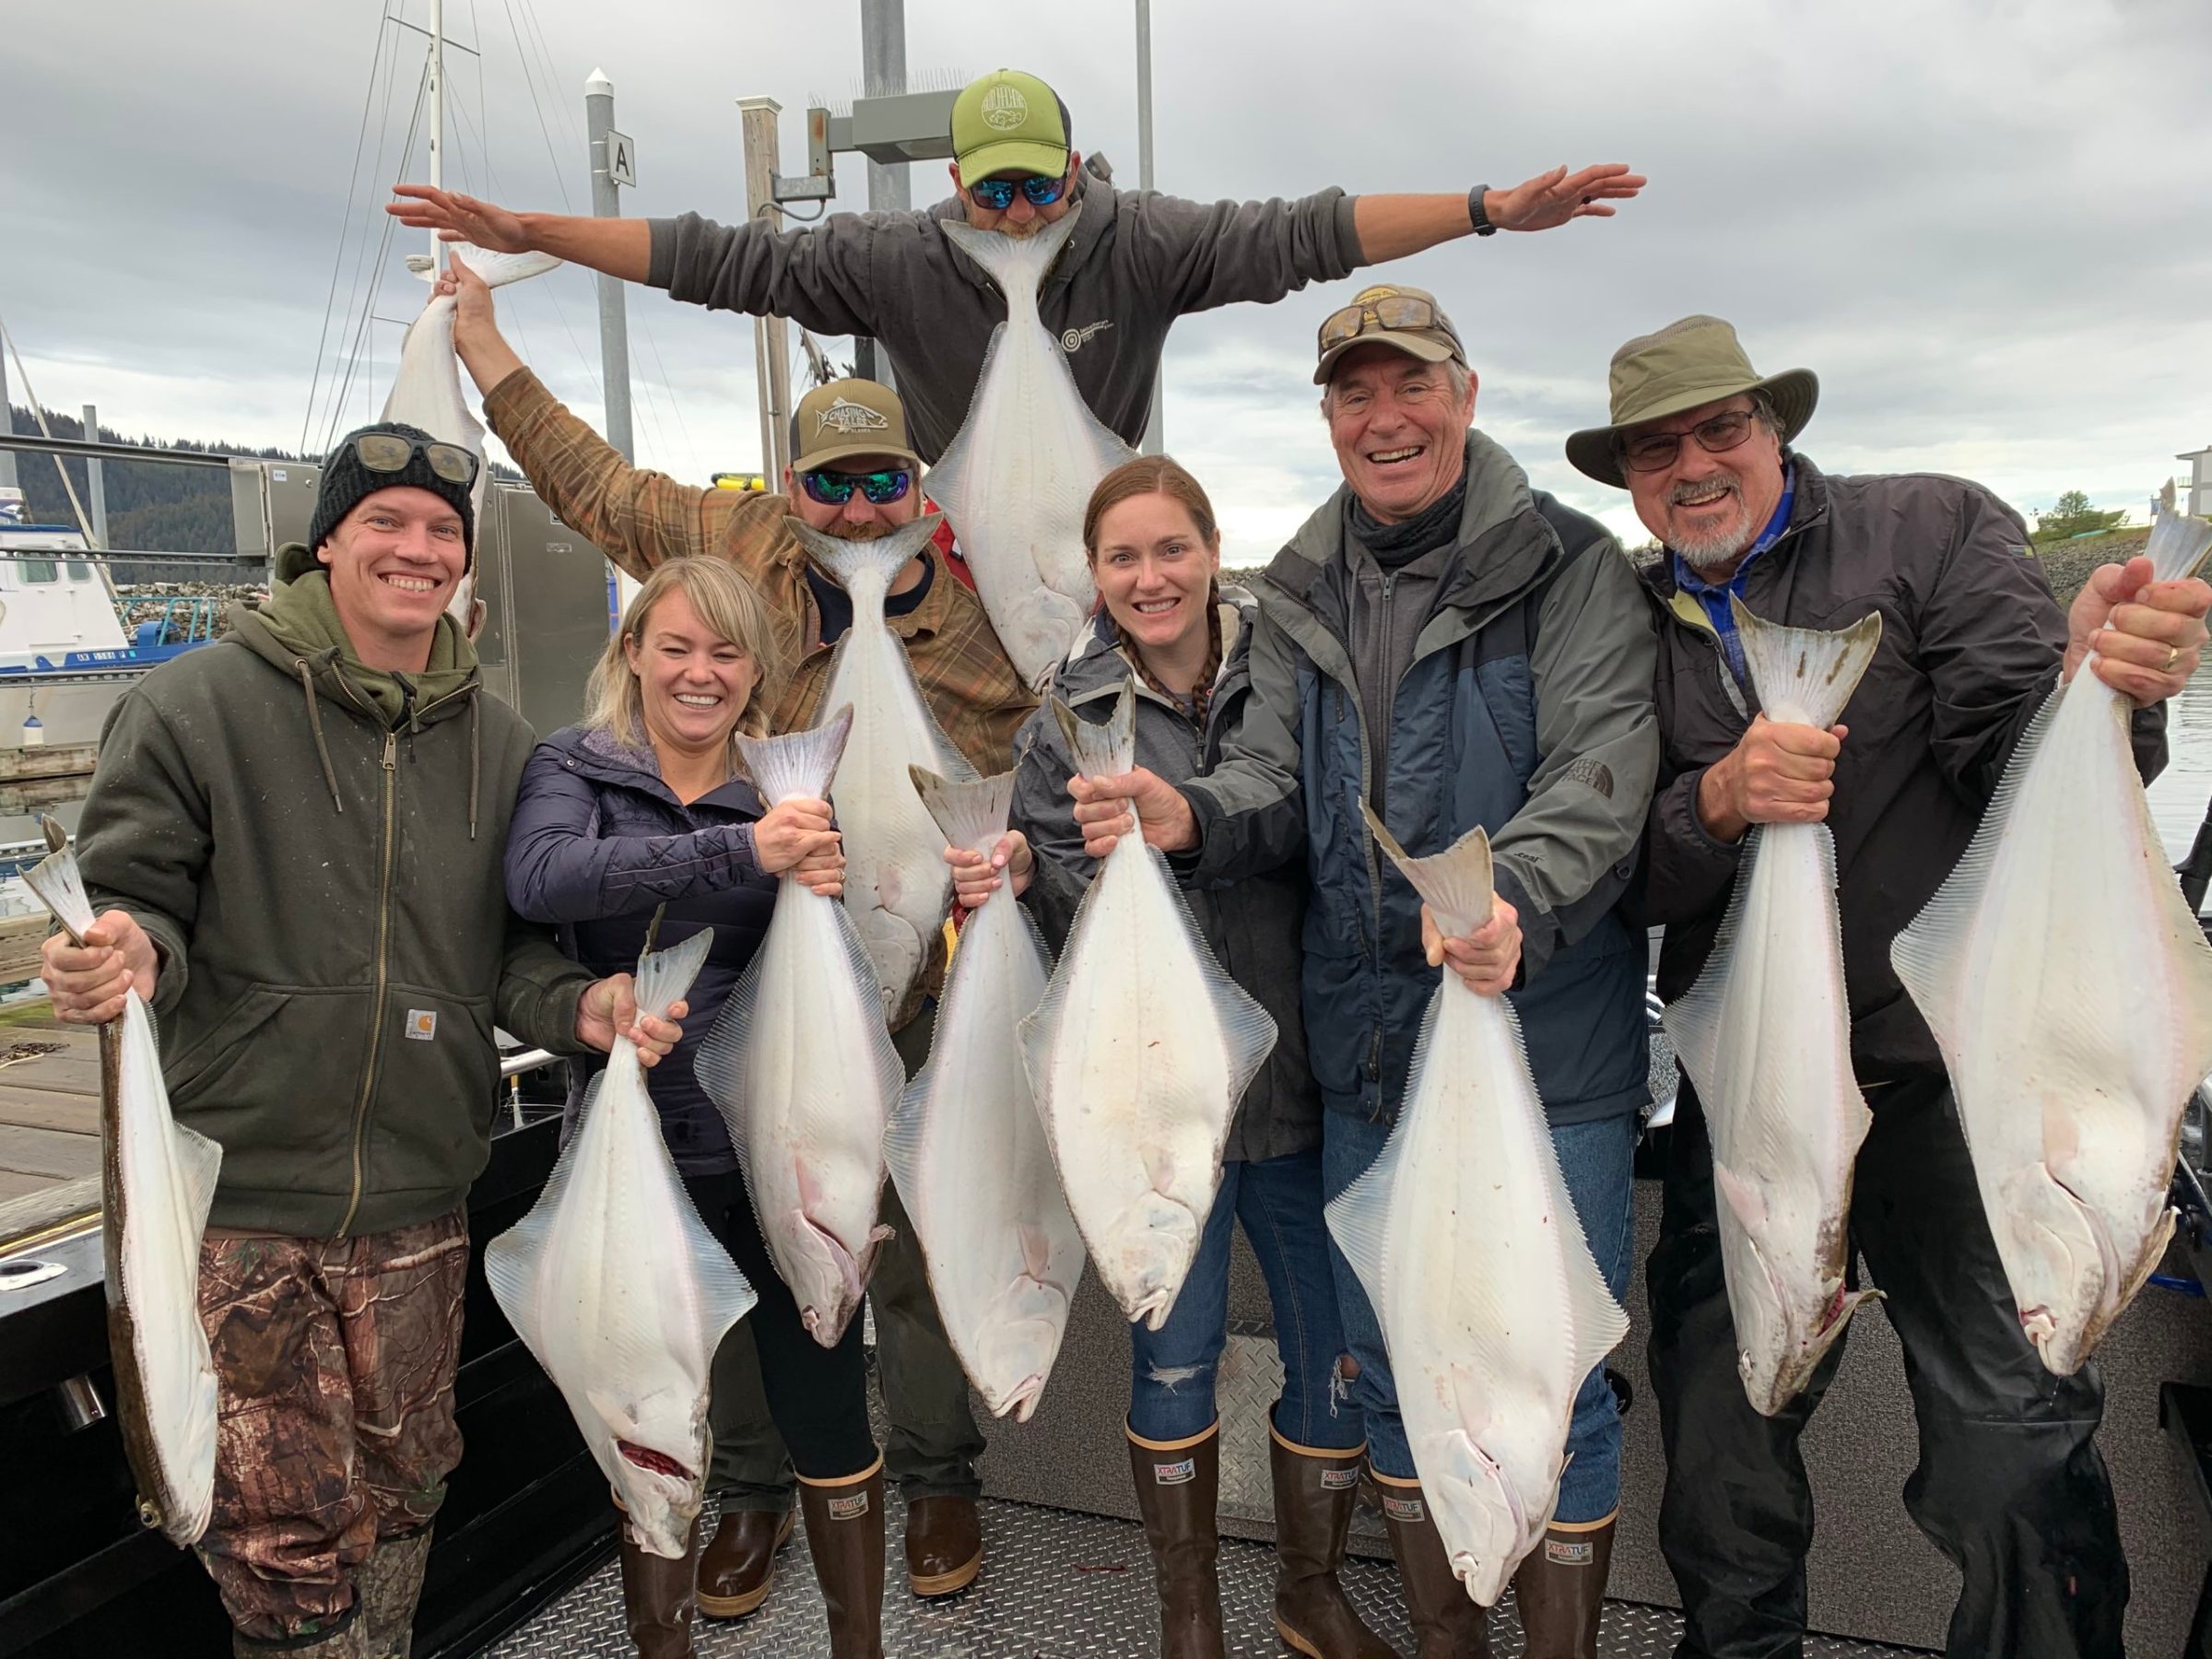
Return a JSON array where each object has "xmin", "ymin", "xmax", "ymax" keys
[
  {"xmin": 486, "ymin": 923, "xmax": 757, "ymax": 1560},
  {"xmin": 740, "ymin": 704, "xmax": 856, "ymax": 806},
  {"xmin": 1360, "ymin": 806, "xmax": 1493, "ymax": 937},
  {"xmin": 1729, "ymin": 600, "xmax": 1882, "ymax": 730},
  {"xmin": 1052, "ymin": 677, "xmax": 1137, "ymax": 782},
  {"xmin": 22, "ymin": 833, "xmax": 222, "ymax": 1547},
  {"xmin": 1892, "ymin": 493, "xmax": 2212, "ymax": 1377},
  {"xmin": 909, "ymin": 765, "xmax": 1017, "ymax": 858}
]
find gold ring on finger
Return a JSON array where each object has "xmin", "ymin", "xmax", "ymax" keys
[{"xmin": 2167, "ymin": 643, "xmax": 2182, "ymax": 672}]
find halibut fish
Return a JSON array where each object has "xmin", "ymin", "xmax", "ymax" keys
[
  {"xmin": 795, "ymin": 515, "xmax": 975, "ymax": 1020},
  {"xmin": 699, "ymin": 710, "xmax": 904, "ymax": 1347},
  {"xmin": 24, "ymin": 827, "xmax": 220, "ymax": 1547},
  {"xmin": 1325, "ymin": 813, "xmax": 1628, "ymax": 1606},
  {"xmin": 388, "ymin": 241, "xmax": 559, "ymax": 635},
  {"xmin": 927, "ymin": 206, "xmax": 1136, "ymax": 685},
  {"xmin": 1893, "ymin": 498, "xmax": 2212, "ymax": 1375},
  {"xmin": 885, "ymin": 768, "xmax": 1084, "ymax": 1419},
  {"xmin": 1018, "ymin": 683, "xmax": 1275, "ymax": 1329},
  {"xmin": 485, "ymin": 927, "xmax": 753, "ymax": 1559},
  {"xmin": 1662, "ymin": 601, "xmax": 1884, "ymax": 1415}
]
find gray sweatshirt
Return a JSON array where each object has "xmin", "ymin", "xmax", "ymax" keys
[{"xmin": 646, "ymin": 171, "xmax": 1364, "ymax": 462}]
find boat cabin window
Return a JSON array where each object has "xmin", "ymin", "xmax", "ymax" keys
[
  {"xmin": 18, "ymin": 560, "xmax": 58, "ymax": 584},
  {"xmin": 66, "ymin": 560, "xmax": 93, "ymax": 582}
]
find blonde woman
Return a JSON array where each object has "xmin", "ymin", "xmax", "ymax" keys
[{"xmin": 504, "ymin": 558, "xmax": 884, "ymax": 1658}]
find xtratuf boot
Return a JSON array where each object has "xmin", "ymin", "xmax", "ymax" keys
[{"xmin": 1127, "ymin": 1422, "xmax": 1227, "ymax": 1659}]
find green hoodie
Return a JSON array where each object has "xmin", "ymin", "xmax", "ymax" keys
[{"xmin": 76, "ymin": 558, "xmax": 594, "ymax": 1236}]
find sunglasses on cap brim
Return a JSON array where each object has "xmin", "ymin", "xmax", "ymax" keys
[
  {"xmin": 352, "ymin": 432, "xmax": 480, "ymax": 487},
  {"xmin": 1317, "ymin": 295, "xmax": 1452, "ymax": 354}
]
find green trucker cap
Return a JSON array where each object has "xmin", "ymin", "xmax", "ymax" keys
[{"xmin": 951, "ymin": 69, "xmax": 1072, "ymax": 183}]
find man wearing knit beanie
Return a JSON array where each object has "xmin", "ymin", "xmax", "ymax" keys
[{"xmin": 37, "ymin": 418, "xmax": 684, "ymax": 1657}]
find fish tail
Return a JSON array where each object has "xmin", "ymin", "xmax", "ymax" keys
[
  {"xmin": 1051, "ymin": 680, "xmax": 1135, "ymax": 778},
  {"xmin": 937, "ymin": 209, "xmax": 1082, "ymax": 304},
  {"xmin": 2145, "ymin": 494, "xmax": 2212, "ymax": 584},
  {"xmin": 1360, "ymin": 801, "xmax": 1493, "ymax": 938},
  {"xmin": 1731, "ymin": 599, "xmax": 1883, "ymax": 729},
  {"xmin": 630, "ymin": 927, "xmax": 714, "ymax": 1024},
  {"xmin": 792, "ymin": 516, "xmax": 945, "ymax": 604},
  {"xmin": 736, "ymin": 705, "xmax": 854, "ymax": 804},
  {"xmin": 427, "ymin": 243, "xmax": 563, "ymax": 288},
  {"xmin": 20, "ymin": 835, "xmax": 96, "ymax": 942},
  {"xmin": 909, "ymin": 767, "xmax": 1015, "ymax": 856}
]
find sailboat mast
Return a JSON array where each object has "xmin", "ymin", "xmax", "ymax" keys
[{"xmin": 428, "ymin": 0, "xmax": 445, "ymax": 271}]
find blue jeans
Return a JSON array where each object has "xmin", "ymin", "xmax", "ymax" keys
[
  {"xmin": 1127, "ymin": 1147, "xmax": 1363, "ymax": 1451},
  {"xmin": 1322, "ymin": 1109, "xmax": 1637, "ymax": 1524}
]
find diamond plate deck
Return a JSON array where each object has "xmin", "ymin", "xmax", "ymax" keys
[{"xmin": 483, "ymin": 1492, "xmax": 1930, "ymax": 1658}]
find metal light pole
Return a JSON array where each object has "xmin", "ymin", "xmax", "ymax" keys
[
  {"xmin": 585, "ymin": 70, "xmax": 636, "ymax": 463},
  {"xmin": 79, "ymin": 405, "xmax": 109, "ymax": 548},
  {"xmin": 738, "ymin": 99, "xmax": 794, "ymax": 480},
  {"xmin": 1136, "ymin": 0, "xmax": 1163, "ymax": 453},
  {"xmin": 857, "ymin": 0, "xmax": 909, "ymax": 390}
]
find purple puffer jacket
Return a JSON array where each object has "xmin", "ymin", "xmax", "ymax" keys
[{"xmin": 505, "ymin": 724, "xmax": 777, "ymax": 1175}]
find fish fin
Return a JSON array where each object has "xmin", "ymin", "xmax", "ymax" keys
[
  {"xmin": 1323, "ymin": 1018, "xmax": 1426, "ymax": 1316},
  {"xmin": 1361, "ymin": 803, "xmax": 1492, "ymax": 937},
  {"xmin": 171, "ymin": 1119, "xmax": 224, "ymax": 1239},
  {"xmin": 1730, "ymin": 600, "xmax": 1883, "ymax": 728},
  {"xmin": 631, "ymin": 926, "xmax": 713, "ymax": 1023},
  {"xmin": 1889, "ymin": 681, "xmax": 2065, "ymax": 1098},
  {"xmin": 434, "ymin": 243, "xmax": 563, "ymax": 288},
  {"xmin": 882, "ymin": 1065, "xmax": 929, "ymax": 1217},
  {"xmin": 910, "ymin": 767, "xmax": 1016, "ymax": 856},
  {"xmin": 737, "ymin": 705, "xmax": 855, "ymax": 805},
  {"xmin": 1535, "ymin": 1096, "xmax": 1633, "ymax": 1383},
  {"xmin": 1147, "ymin": 841, "xmax": 1278, "ymax": 1108},
  {"xmin": 696, "ymin": 951, "xmax": 768, "ymax": 1180},
  {"xmin": 20, "ymin": 840, "xmax": 96, "ymax": 942},
  {"xmin": 666, "ymin": 1181, "xmax": 759, "ymax": 1350},
  {"xmin": 2145, "ymin": 498, "xmax": 2212, "ymax": 584},
  {"xmin": 938, "ymin": 205, "xmax": 1083, "ymax": 303},
  {"xmin": 1654, "ymin": 822, "xmax": 1756, "ymax": 1104},
  {"xmin": 1712, "ymin": 1159, "xmax": 1769, "ymax": 1232},
  {"xmin": 791, "ymin": 515, "xmax": 947, "ymax": 602},
  {"xmin": 1053, "ymin": 680, "xmax": 1137, "ymax": 780},
  {"xmin": 914, "ymin": 326, "xmax": 999, "ymax": 533}
]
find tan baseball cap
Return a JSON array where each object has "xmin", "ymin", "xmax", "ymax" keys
[
  {"xmin": 1312, "ymin": 285, "xmax": 1467, "ymax": 386},
  {"xmin": 1566, "ymin": 315, "xmax": 1818, "ymax": 488},
  {"xmin": 789, "ymin": 379, "xmax": 923, "ymax": 474},
  {"xmin": 951, "ymin": 69, "xmax": 1071, "ymax": 183}
]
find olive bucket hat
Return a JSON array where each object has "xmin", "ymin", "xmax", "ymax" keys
[{"xmin": 1565, "ymin": 314, "xmax": 1818, "ymax": 488}]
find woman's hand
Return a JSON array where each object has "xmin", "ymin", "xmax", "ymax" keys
[
  {"xmin": 946, "ymin": 830, "xmax": 1032, "ymax": 908},
  {"xmin": 755, "ymin": 798, "xmax": 839, "ymax": 876},
  {"xmin": 576, "ymin": 976, "xmax": 686, "ymax": 1065}
]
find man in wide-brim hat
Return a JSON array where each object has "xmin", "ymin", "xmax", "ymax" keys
[{"xmin": 1585, "ymin": 313, "xmax": 2210, "ymax": 1657}]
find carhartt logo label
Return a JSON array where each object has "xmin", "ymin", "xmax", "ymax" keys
[
  {"xmin": 815, "ymin": 397, "xmax": 890, "ymax": 436},
  {"xmin": 981, "ymin": 84, "xmax": 1030, "ymax": 130},
  {"xmin": 405, "ymin": 1010, "xmax": 438, "ymax": 1041},
  {"xmin": 827, "ymin": 1491, "xmax": 870, "ymax": 1520},
  {"xmin": 1319, "ymin": 1465, "xmax": 1359, "ymax": 1490},
  {"xmin": 1382, "ymin": 1495, "xmax": 1424, "ymax": 1523},
  {"xmin": 1060, "ymin": 320, "xmax": 1113, "ymax": 353},
  {"xmin": 1152, "ymin": 1457, "xmax": 1196, "ymax": 1486},
  {"xmin": 1547, "ymin": 1538, "xmax": 1595, "ymax": 1566}
]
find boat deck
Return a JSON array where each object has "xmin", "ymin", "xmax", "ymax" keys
[
  {"xmin": 0, "ymin": 1014, "xmax": 101, "ymax": 1222},
  {"xmin": 488, "ymin": 1489, "xmax": 1927, "ymax": 1658}
]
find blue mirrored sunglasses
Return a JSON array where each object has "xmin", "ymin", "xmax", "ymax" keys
[
  {"xmin": 965, "ymin": 171, "xmax": 1066, "ymax": 212},
  {"xmin": 797, "ymin": 467, "xmax": 912, "ymax": 507}
]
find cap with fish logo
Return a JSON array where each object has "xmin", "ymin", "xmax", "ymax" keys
[
  {"xmin": 951, "ymin": 69, "xmax": 1071, "ymax": 185},
  {"xmin": 790, "ymin": 379, "xmax": 924, "ymax": 476}
]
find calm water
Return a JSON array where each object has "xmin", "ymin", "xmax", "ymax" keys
[{"xmin": 2148, "ymin": 662, "xmax": 2212, "ymax": 865}]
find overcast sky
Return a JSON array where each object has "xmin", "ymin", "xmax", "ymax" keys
[{"xmin": 7, "ymin": 0, "xmax": 2209, "ymax": 559}]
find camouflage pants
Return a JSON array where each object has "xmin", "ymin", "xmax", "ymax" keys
[{"xmin": 193, "ymin": 1210, "xmax": 469, "ymax": 1643}]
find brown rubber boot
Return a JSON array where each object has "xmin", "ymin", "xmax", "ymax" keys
[
  {"xmin": 1511, "ymin": 1514, "xmax": 1615, "ymax": 1659},
  {"xmin": 904, "ymin": 1496, "xmax": 983, "ymax": 1596},
  {"xmin": 618, "ymin": 1512, "xmax": 703, "ymax": 1659},
  {"xmin": 697, "ymin": 1507, "xmax": 794, "ymax": 1618},
  {"xmin": 1126, "ymin": 1422, "xmax": 1226, "ymax": 1659},
  {"xmin": 1378, "ymin": 1474, "xmax": 1490, "ymax": 1659},
  {"xmin": 355, "ymin": 1527, "xmax": 433, "ymax": 1658},
  {"xmin": 1269, "ymin": 1425, "xmax": 1399, "ymax": 1658},
  {"xmin": 796, "ymin": 1457, "xmax": 887, "ymax": 1659}
]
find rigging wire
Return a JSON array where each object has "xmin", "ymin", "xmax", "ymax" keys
[
  {"xmin": 0, "ymin": 312, "xmax": 100, "ymax": 543},
  {"xmin": 315, "ymin": 18, "xmax": 413, "ymax": 453},
  {"xmin": 300, "ymin": 0, "xmax": 399, "ymax": 456},
  {"xmin": 324, "ymin": 53, "xmax": 431, "ymax": 454}
]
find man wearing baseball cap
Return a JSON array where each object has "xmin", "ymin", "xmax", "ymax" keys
[
  {"xmin": 438, "ymin": 259, "xmax": 1030, "ymax": 1619},
  {"xmin": 1062, "ymin": 286, "xmax": 1661, "ymax": 1657},
  {"xmin": 390, "ymin": 67, "xmax": 1644, "ymax": 466},
  {"xmin": 39, "ymin": 423, "xmax": 681, "ymax": 1657},
  {"xmin": 1581, "ymin": 314, "xmax": 2211, "ymax": 1657}
]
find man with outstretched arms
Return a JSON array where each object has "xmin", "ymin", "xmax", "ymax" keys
[
  {"xmin": 1062, "ymin": 288, "xmax": 1660, "ymax": 1658},
  {"xmin": 440, "ymin": 257, "xmax": 1028, "ymax": 1614},
  {"xmin": 39, "ymin": 429, "xmax": 679, "ymax": 1659},
  {"xmin": 391, "ymin": 67, "xmax": 1642, "ymax": 463}
]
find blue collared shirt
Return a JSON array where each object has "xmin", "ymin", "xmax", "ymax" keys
[{"xmin": 1670, "ymin": 465, "xmax": 1796, "ymax": 687}]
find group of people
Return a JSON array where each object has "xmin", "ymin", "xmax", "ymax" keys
[{"xmin": 43, "ymin": 62, "xmax": 2208, "ymax": 1659}]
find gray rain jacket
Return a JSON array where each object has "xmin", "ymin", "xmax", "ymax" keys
[{"xmin": 1181, "ymin": 432, "xmax": 1661, "ymax": 1127}]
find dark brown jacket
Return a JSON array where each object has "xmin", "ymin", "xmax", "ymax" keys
[{"xmin": 1634, "ymin": 453, "xmax": 2166, "ymax": 1082}]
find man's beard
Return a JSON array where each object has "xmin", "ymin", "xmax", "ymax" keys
[
  {"xmin": 839, "ymin": 519, "xmax": 895, "ymax": 542},
  {"xmin": 1668, "ymin": 479, "xmax": 1755, "ymax": 577}
]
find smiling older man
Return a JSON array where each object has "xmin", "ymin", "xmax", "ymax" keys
[
  {"xmin": 1578, "ymin": 313, "xmax": 2212, "ymax": 1659},
  {"xmin": 1067, "ymin": 285, "xmax": 1660, "ymax": 1658}
]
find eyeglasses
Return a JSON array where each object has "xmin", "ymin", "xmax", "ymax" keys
[
  {"xmin": 797, "ymin": 467, "xmax": 913, "ymax": 507},
  {"xmin": 1618, "ymin": 407, "xmax": 1759, "ymax": 475},
  {"xmin": 964, "ymin": 171, "xmax": 1067, "ymax": 212},
  {"xmin": 352, "ymin": 432, "xmax": 479, "ymax": 487},
  {"xmin": 1317, "ymin": 294, "xmax": 1447, "ymax": 354}
]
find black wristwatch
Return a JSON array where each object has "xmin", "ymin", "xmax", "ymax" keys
[{"xmin": 1467, "ymin": 184, "xmax": 1498, "ymax": 237}]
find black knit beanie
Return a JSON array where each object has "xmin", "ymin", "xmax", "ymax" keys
[{"xmin": 309, "ymin": 422, "xmax": 477, "ymax": 571}]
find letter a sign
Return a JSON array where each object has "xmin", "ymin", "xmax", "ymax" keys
[{"xmin": 606, "ymin": 129, "xmax": 637, "ymax": 188}]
